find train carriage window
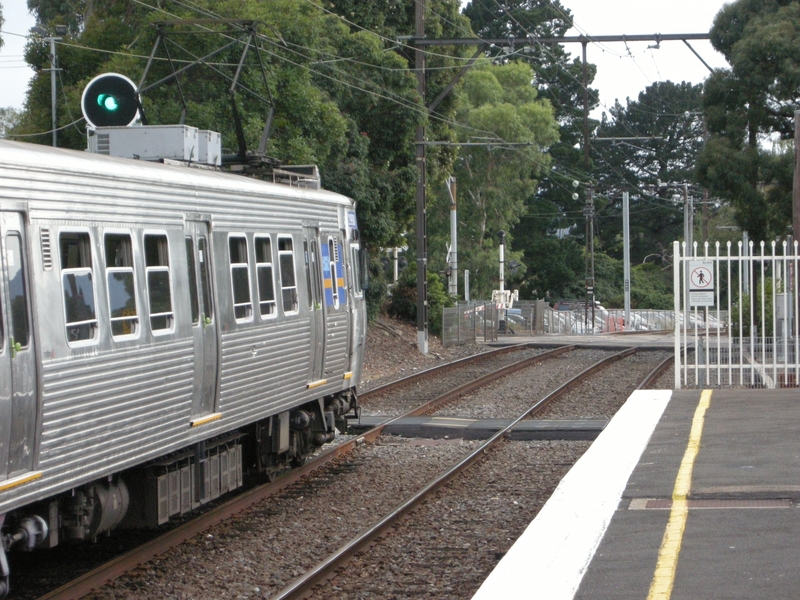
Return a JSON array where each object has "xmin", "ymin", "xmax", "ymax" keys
[
  {"xmin": 105, "ymin": 233, "xmax": 139, "ymax": 337},
  {"xmin": 185, "ymin": 237, "xmax": 200, "ymax": 325},
  {"xmin": 350, "ymin": 245, "xmax": 362, "ymax": 295},
  {"xmin": 60, "ymin": 232, "xmax": 98, "ymax": 343},
  {"xmin": 198, "ymin": 237, "xmax": 213, "ymax": 321},
  {"xmin": 229, "ymin": 235, "xmax": 253, "ymax": 321},
  {"xmin": 7, "ymin": 234, "xmax": 30, "ymax": 348},
  {"xmin": 303, "ymin": 240, "xmax": 313, "ymax": 310},
  {"xmin": 255, "ymin": 236, "xmax": 276, "ymax": 318},
  {"xmin": 144, "ymin": 234, "xmax": 174, "ymax": 332},
  {"xmin": 278, "ymin": 236, "xmax": 298, "ymax": 314}
]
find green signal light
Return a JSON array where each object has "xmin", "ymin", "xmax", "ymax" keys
[{"xmin": 97, "ymin": 94, "xmax": 119, "ymax": 112}]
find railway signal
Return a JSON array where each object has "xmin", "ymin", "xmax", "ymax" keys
[{"xmin": 81, "ymin": 73, "xmax": 140, "ymax": 128}]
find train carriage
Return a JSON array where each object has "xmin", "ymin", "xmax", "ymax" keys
[{"xmin": 0, "ymin": 139, "xmax": 366, "ymax": 595}]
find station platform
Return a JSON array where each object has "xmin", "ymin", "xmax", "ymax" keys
[{"xmin": 473, "ymin": 387, "xmax": 800, "ymax": 600}]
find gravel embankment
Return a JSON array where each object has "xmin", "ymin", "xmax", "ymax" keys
[
  {"xmin": 306, "ymin": 439, "xmax": 593, "ymax": 599},
  {"xmin": 533, "ymin": 350, "xmax": 674, "ymax": 419},
  {"xmin": 360, "ymin": 346, "xmax": 548, "ymax": 417},
  {"xmin": 431, "ymin": 348, "xmax": 612, "ymax": 419},
  {"xmin": 85, "ymin": 437, "xmax": 483, "ymax": 599}
]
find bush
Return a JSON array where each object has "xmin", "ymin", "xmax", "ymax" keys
[
  {"xmin": 731, "ymin": 277, "xmax": 778, "ymax": 337},
  {"xmin": 387, "ymin": 267, "xmax": 454, "ymax": 337},
  {"xmin": 364, "ymin": 256, "xmax": 388, "ymax": 323}
]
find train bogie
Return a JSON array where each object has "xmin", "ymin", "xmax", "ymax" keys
[{"xmin": 0, "ymin": 140, "xmax": 366, "ymax": 596}]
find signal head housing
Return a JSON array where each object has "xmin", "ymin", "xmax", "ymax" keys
[{"xmin": 81, "ymin": 73, "xmax": 140, "ymax": 128}]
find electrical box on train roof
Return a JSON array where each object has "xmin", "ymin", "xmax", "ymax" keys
[{"xmin": 87, "ymin": 124, "xmax": 222, "ymax": 166}]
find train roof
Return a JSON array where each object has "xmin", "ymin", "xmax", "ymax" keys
[{"xmin": 0, "ymin": 139, "xmax": 354, "ymax": 208}]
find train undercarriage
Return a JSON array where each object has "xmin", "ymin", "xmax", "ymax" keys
[{"xmin": 0, "ymin": 389, "xmax": 357, "ymax": 597}]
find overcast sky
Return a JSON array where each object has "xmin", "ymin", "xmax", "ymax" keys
[{"xmin": 0, "ymin": 1, "xmax": 730, "ymax": 115}]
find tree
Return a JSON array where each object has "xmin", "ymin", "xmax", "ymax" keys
[
  {"xmin": 462, "ymin": 1, "xmax": 600, "ymax": 302},
  {"xmin": 425, "ymin": 60, "xmax": 558, "ymax": 299},
  {"xmin": 593, "ymin": 81, "xmax": 705, "ymax": 263},
  {"xmin": 0, "ymin": 107, "xmax": 20, "ymax": 137},
  {"xmin": 16, "ymin": 0, "xmax": 425, "ymax": 254},
  {"xmin": 696, "ymin": 0, "xmax": 800, "ymax": 241}
]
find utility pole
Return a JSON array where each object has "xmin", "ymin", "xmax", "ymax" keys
[
  {"xmin": 447, "ymin": 176, "xmax": 458, "ymax": 297},
  {"xmin": 794, "ymin": 110, "xmax": 800, "ymax": 242},
  {"xmin": 582, "ymin": 41, "xmax": 590, "ymax": 168},
  {"xmin": 584, "ymin": 188, "xmax": 595, "ymax": 331},
  {"xmin": 414, "ymin": 0, "xmax": 428, "ymax": 354},
  {"xmin": 623, "ymin": 191, "xmax": 631, "ymax": 330},
  {"xmin": 31, "ymin": 26, "xmax": 63, "ymax": 147}
]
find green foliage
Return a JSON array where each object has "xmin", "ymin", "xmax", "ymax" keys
[
  {"xmin": 593, "ymin": 82, "xmax": 704, "ymax": 261},
  {"xmin": 630, "ymin": 263, "xmax": 674, "ymax": 310},
  {"xmin": 387, "ymin": 267, "xmax": 454, "ymax": 337},
  {"xmin": 563, "ymin": 252, "xmax": 674, "ymax": 310},
  {"xmin": 516, "ymin": 235, "xmax": 584, "ymax": 302},
  {"xmin": 464, "ymin": 1, "xmax": 601, "ymax": 304},
  {"xmin": 697, "ymin": 0, "xmax": 800, "ymax": 240},
  {"xmin": 0, "ymin": 107, "xmax": 20, "ymax": 138},
  {"xmin": 731, "ymin": 277, "xmax": 779, "ymax": 337},
  {"xmin": 426, "ymin": 60, "xmax": 558, "ymax": 300},
  {"xmin": 364, "ymin": 255, "xmax": 388, "ymax": 323},
  {"xmin": 16, "ymin": 0, "xmax": 427, "ymax": 252}
]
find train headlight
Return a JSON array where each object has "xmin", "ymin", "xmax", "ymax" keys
[{"xmin": 81, "ymin": 73, "xmax": 140, "ymax": 128}]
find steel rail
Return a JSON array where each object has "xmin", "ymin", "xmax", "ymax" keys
[
  {"xmin": 636, "ymin": 352, "xmax": 674, "ymax": 390},
  {"xmin": 402, "ymin": 345, "xmax": 574, "ymax": 416},
  {"xmin": 526, "ymin": 347, "xmax": 638, "ymax": 418},
  {"xmin": 360, "ymin": 343, "xmax": 528, "ymax": 400},
  {"xmin": 271, "ymin": 347, "xmax": 637, "ymax": 599},
  {"xmin": 36, "ymin": 344, "xmax": 571, "ymax": 600}
]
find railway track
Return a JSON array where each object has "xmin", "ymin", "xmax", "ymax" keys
[
  {"xmin": 275, "ymin": 348, "xmax": 671, "ymax": 599},
  {"xmin": 22, "ymin": 345, "xmax": 670, "ymax": 600}
]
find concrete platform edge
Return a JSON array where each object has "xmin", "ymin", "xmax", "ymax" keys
[{"xmin": 472, "ymin": 389, "xmax": 673, "ymax": 600}]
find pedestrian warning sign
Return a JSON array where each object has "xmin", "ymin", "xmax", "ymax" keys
[{"xmin": 688, "ymin": 261, "xmax": 714, "ymax": 307}]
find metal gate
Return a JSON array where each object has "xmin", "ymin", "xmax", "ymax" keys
[{"xmin": 674, "ymin": 239, "xmax": 800, "ymax": 389}]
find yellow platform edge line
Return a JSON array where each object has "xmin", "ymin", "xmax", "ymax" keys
[
  {"xmin": 190, "ymin": 413, "xmax": 222, "ymax": 428},
  {"xmin": 647, "ymin": 389, "xmax": 712, "ymax": 600},
  {"xmin": 0, "ymin": 471, "xmax": 43, "ymax": 493}
]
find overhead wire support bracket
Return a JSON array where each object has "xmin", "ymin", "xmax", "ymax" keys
[{"xmin": 136, "ymin": 19, "xmax": 278, "ymax": 167}]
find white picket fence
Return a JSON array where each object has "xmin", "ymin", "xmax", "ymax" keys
[{"xmin": 674, "ymin": 239, "xmax": 799, "ymax": 389}]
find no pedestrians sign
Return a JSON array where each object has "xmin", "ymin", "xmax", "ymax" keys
[{"xmin": 688, "ymin": 261, "xmax": 714, "ymax": 307}]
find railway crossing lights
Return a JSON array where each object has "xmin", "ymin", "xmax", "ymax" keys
[{"xmin": 81, "ymin": 73, "xmax": 140, "ymax": 128}]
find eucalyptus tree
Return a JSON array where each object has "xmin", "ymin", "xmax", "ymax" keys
[
  {"xmin": 462, "ymin": 0, "xmax": 598, "ymax": 301},
  {"xmin": 425, "ymin": 60, "xmax": 558, "ymax": 299}
]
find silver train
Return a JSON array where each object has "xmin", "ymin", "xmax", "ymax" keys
[{"xmin": 0, "ymin": 140, "xmax": 366, "ymax": 595}]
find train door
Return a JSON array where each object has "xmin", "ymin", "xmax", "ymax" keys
[
  {"xmin": 0, "ymin": 211, "xmax": 37, "ymax": 480},
  {"xmin": 303, "ymin": 226, "xmax": 325, "ymax": 383},
  {"xmin": 320, "ymin": 233, "xmax": 351, "ymax": 375},
  {"xmin": 186, "ymin": 220, "xmax": 218, "ymax": 418}
]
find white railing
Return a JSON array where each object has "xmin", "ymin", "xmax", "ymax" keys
[
  {"xmin": 674, "ymin": 239, "xmax": 799, "ymax": 389},
  {"xmin": 543, "ymin": 307, "xmax": 682, "ymax": 334}
]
